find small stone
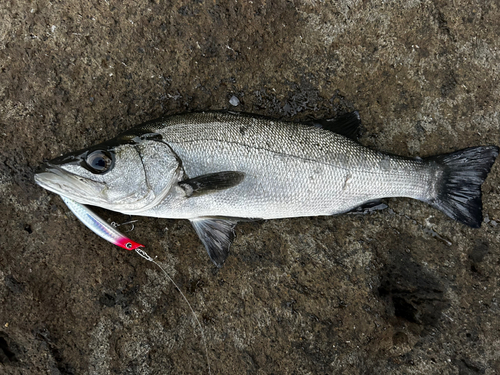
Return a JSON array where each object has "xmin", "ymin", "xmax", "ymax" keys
[{"xmin": 229, "ymin": 95, "xmax": 240, "ymax": 106}]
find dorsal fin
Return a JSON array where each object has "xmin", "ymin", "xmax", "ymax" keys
[{"xmin": 311, "ymin": 111, "xmax": 362, "ymax": 140}]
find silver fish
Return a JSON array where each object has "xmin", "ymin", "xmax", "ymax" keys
[{"xmin": 35, "ymin": 112, "xmax": 499, "ymax": 266}]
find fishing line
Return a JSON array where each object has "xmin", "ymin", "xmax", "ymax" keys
[{"xmin": 134, "ymin": 248, "xmax": 211, "ymax": 375}]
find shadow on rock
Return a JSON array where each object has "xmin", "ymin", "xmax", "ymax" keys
[
  {"xmin": 377, "ymin": 253, "xmax": 449, "ymax": 334},
  {"xmin": 0, "ymin": 332, "xmax": 21, "ymax": 366}
]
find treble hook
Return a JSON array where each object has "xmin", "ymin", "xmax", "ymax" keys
[{"xmin": 110, "ymin": 219, "xmax": 139, "ymax": 232}]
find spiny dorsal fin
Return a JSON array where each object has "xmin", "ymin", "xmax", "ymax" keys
[
  {"xmin": 311, "ymin": 111, "xmax": 362, "ymax": 140},
  {"xmin": 190, "ymin": 217, "xmax": 239, "ymax": 267},
  {"xmin": 180, "ymin": 171, "xmax": 245, "ymax": 197}
]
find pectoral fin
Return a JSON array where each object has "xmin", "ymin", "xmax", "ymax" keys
[
  {"xmin": 180, "ymin": 171, "xmax": 245, "ymax": 197},
  {"xmin": 190, "ymin": 217, "xmax": 239, "ymax": 267}
]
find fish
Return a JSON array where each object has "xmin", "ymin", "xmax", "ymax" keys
[{"xmin": 35, "ymin": 111, "xmax": 499, "ymax": 267}]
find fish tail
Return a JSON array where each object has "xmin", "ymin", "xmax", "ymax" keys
[{"xmin": 425, "ymin": 146, "xmax": 498, "ymax": 227}]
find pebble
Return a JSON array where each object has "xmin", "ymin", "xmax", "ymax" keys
[{"xmin": 229, "ymin": 95, "xmax": 240, "ymax": 106}]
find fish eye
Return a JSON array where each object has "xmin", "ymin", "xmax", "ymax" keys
[{"xmin": 85, "ymin": 150, "xmax": 113, "ymax": 174}]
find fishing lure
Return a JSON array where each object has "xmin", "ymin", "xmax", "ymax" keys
[
  {"xmin": 59, "ymin": 195, "xmax": 211, "ymax": 373},
  {"xmin": 60, "ymin": 195, "xmax": 144, "ymax": 250}
]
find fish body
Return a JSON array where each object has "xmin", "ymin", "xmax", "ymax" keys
[
  {"xmin": 35, "ymin": 112, "xmax": 499, "ymax": 266},
  {"xmin": 142, "ymin": 113, "xmax": 433, "ymax": 220}
]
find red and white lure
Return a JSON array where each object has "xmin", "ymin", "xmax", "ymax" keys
[
  {"xmin": 59, "ymin": 195, "xmax": 211, "ymax": 374},
  {"xmin": 60, "ymin": 195, "xmax": 144, "ymax": 251}
]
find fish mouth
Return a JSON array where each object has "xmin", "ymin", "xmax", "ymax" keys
[{"xmin": 34, "ymin": 163, "xmax": 107, "ymax": 205}]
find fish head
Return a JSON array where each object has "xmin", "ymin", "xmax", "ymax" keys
[{"xmin": 35, "ymin": 131, "xmax": 182, "ymax": 213}]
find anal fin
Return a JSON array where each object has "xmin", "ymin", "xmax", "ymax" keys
[
  {"xmin": 190, "ymin": 217, "xmax": 239, "ymax": 267},
  {"xmin": 348, "ymin": 199, "xmax": 388, "ymax": 215}
]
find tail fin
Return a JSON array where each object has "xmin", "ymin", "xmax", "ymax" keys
[{"xmin": 426, "ymin": 146, "xmax": 498, "ymax": 228}]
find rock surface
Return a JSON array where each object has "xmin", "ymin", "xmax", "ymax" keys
[{"xmin": 1, "ymin": 1, "xmax": 499, "ymax": 374}]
